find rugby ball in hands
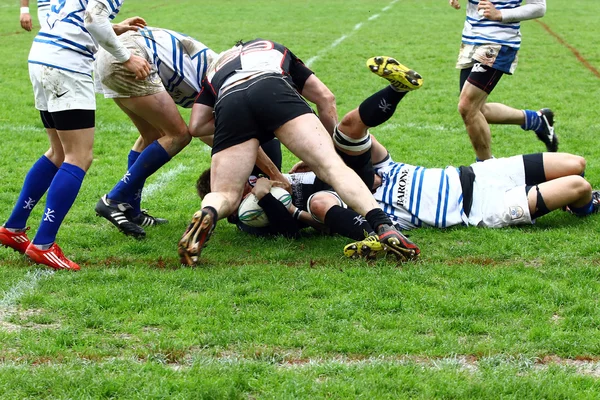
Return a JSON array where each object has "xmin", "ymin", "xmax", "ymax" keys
[{"xmin": 238, "ymin": 186, "xmax": 293, "ymax": 228}]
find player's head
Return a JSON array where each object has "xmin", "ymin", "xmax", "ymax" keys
[
  {"xmin": 196, "ymin": 168, "xmax": 253, "ymax": 200},
  {"xmin": 196, "ymin": 168, "xmax": 211, "ymax": 199}
]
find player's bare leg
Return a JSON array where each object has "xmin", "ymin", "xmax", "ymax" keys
[
  {"xmin": 179, "ymin": 140, "xmax": 259, "ymax": 265},
  {"xmin": 458, "ymin": 81, "xmax": 492, "ymax": 160},
  {"xmin": 528, "ymin": 176, "xmax": 593, "ymax": 214},
  {"xmin": 276, "ymin": 113, "xmax": 419, "ymax": 261},
  {"xmin": 276, "ymin": 113, "xmax": 381, "ymax": 216},
  {"xmin": 541, "ymin": 153, "xmax": 586, "ymax": 180},
  {"xmin": 97, "ymin": 92, "xmax": 191, "ymax": 235}
]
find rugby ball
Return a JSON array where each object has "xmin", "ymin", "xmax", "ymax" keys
[{"xmin": 238, "ymin": 186, "xmax": 293, "ymax": 228}]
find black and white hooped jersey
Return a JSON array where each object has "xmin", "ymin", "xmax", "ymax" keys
[
  {"xmin": 373, "ymin": 158, "xmax": 467, "ymax": 230},
  {"xmin": 462, "ymin": 0, "xmax": 523, "ymax": 49},
  {"xmin": 196, "ymin": 39, "xmax": 313, "ymax": 107},
  {"xmin": 29, "ymin": 0, "xmax": 124, "ymax": 76},
  {"xmin": 135, "ymin": 27, "xmax": 215, "ymax": 108}
]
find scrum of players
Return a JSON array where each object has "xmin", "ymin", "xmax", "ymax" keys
[{"xmin": 1, "ymin": 0, "xmax": 597, "ymax": 271}]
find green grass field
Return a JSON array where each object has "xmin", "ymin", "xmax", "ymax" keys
[{"xmin": 1, "ymin": 0, "xmax": 600, "ymax": 398}]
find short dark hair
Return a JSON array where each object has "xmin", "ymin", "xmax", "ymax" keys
[{"xmin": 196, "ymin": 168, "xmax": 211, "ymax": 199}]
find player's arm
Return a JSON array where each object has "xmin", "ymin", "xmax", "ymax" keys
[
  {"xmin": 84, "ymin": 0, "xmax": 150, "ymax": 80},
  {"xmin": 19, "ymin": 0, "xmax": 32, "ymax": 31},
  {"xmin": 253, "ymin": 178, "xmax": 302, "ymax": 238},
  {"xmin": 478, "ymin": 0, "xmax": 545, "ymax": 22},
  {"xmin": 287, "ymin": 50, "xmax": 338, "ymax": 135},
  {"xmin": 300, "ymin": 75, "xmax": 338, "ymax": 135},
  {"xmin": 499, "ymin": 0, "xmax": 546, "ymax": 22},
  {"xmin": 448, "ymin": 0, "xmax": 461, "ymax": 10}
]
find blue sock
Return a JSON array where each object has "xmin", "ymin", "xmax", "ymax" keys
[
  {"xmin": 107, "ymin": 141, "xmax": 170, "ymax": 205},
  {"xmin": 521, "ymin": 110, "xmax": 542, "ymax": 132},
  {"xmin": 126, "ymin": 150, "xmax": 143, "ymax": 213},
  {"xmin": 569, "ymin": 200, "xmax": 594, "ymax": 216},
  {"xmin": 33, "ymin": 163, "xmax": 85, "ymax": 246},
  {"xmin": 128, "ymin": 150, "xmax": 141, "ymax": 169},
  {"xmin": 5, "ymin": 155, "xmax": 59, "ymax": 230}
]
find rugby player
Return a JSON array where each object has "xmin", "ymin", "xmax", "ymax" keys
[
  {"xmin": 178, "ymin": 40, "xmax": 422, "ymax": 265},
  {"xmin": 197, "ymin": 56, "xmax": 599, "ymax": 259},
  {"xmin": 93, "ymin": 27, "xmax": 216, "ymax": 237},
  {"xmin": 19, "ymin": 0, "xmax": 50, "ymax": 31},
  {"xmin": 449, "ymin": 0, "xmax": 558, "ymax": 160},
  {"xmin": 0, "ymin": 0, "xmax": 150, "ymax": 270}
]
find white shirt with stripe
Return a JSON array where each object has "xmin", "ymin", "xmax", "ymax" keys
[
  {"xmin": 462, "ymin": 0, "xmax": 524, "ymax": 49},
  {"xmin": 136, "ymin": 27, "xmax": 216, "ymax": 108},
  {"xmin": 373, "ymin": 157, "xmax": 467, "ymax": 230},
  {"xmin": 28, "ymin": 0, "xmax": 123, "ymax": 76}
]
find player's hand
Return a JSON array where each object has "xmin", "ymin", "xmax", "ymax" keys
[
  {"xmin": 123, "ymin": 54, "xmax": 151, "ymax": 80},
  {"xmin": 20, "ymin": 13, "xmax": 33, "ymax": 31},
  {"xmin": 449, "ymin": 0, "xmax": 461, "ymax": 10},
  {"xmin": 478, "ymin": 0, "xmax": 502, "ymax": 20},
  {"xmin": 113, "ymin": 16, "xmax": 147, "ymax": 35},
  {"xmin": 289, "ymin": 161, "xmax": 312, "ymax": 174},
  {"xmin": 268, "ymin": 171, "xmax": 292, "ymax": 194},
  {"xmin": 252, "ymin": 178, "xmax": 272, "ymax": 200}
]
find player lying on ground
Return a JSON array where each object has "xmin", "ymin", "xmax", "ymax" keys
[
  {"xmin": 178, "ymin": 40, "xmax": 422, "ymax": 265},
  {"xmin": 196, "ymin": 56, "xmax": 600, "ymax": 259},
  {"xmin": 0, "ymin": 0, "xmax": 150, "ymax": 270}
]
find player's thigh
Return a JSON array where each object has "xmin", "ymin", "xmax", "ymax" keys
[
  {"xmin": 114, "ymin": 98, "xmax": 164, "ymax": 143},
  {"xmin": 117, "ymin": 92, "xmax": 187, "ymax": 137},
  {"xmin": 541, "ymin": 153, "xmax": 586, "ymax": 180},
  {"xmin": 210, "ymin": 139, "xmax": 259, "ymax": 201},
  {"xmin": 275, "ymin": 113, "xmax": 341, "ymax": 170}
]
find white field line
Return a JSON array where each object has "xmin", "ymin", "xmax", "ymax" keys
[
  {"xmin": 305, "ymin": 0, "xmax": 399, "ymax": 68},
  {"xmin": 2, "ymin": 353, "xmax": 600, "ymax": 378},
  {"xmin": 142, "ymin": 163, "xmax": 190, "ymax": 199},
  {"xmin": 0, "ymin": 270, "xmax": 53, "ymax": 329}
]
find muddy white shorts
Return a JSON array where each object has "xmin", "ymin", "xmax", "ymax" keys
[
  {"xmin": 95, "ymin": 31, "xmax": 164, "ymax": 99},
  {"xmin": 29, "ymin": 63, "xmax": 95, "ymax": 112},
  {"xmin": 468, "ymin": 155, "xmax": 532, "ymax": 228}
]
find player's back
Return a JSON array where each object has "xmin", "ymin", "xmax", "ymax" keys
[
  {"xmin": 136, "ymin": 27, "xmax": 216, "ymax": 108},
  {"xmin": 462, "ymin": 0, "xmax": 523, "ymax": 49},
  {"xmin": 29, "ymin": 0, "xmax": 124, "ymax": 76},
  {"xmin": 373, "ymin": 159, "xmax": 466, "ymax": 230}
]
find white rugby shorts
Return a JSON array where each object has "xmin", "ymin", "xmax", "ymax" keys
[
  {"xmin": 468, "ymin": 155, "xmax": 532, "ymax": 228},
  {"xmin": 29, "ymin": 63, "xmax": 95, "ymax": 112}
]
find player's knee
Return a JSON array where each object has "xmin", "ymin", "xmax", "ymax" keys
[
  {"xmin": 308, "ymin": 192, "xmax": 339, "ymax": 222},
  {"xmin": 573, "ymin": 155, "xmax": 586, "ymax": 175},
  {"xmin": 573, "ymin": 176, "xmax": 592, "ymax": 196}
]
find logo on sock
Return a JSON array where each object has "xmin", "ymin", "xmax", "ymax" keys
[
  {"xmin": 379, "ymin": 98, "xmax": 392, "ymax": 113},
  {"xmin": 353, "ymin": 215, "xmax": 367, "ymax": 226},
  {"xmin": 121, "ymin": 171, "xmax": 131, "ymax": 184},
  {"xmin": 43, "ymin": 208, "xmax": 55, "ymax": 223},
  {"xmin": 23, "ymin": 197, "xmax": 36, "ymax": 210},
  {"xmin": 134, "ymin": 189, "xmax": 143, "ymax": 200}
]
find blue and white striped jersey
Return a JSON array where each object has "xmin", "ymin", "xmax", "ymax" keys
[
  {"xmin": 373, "ymin": 158, "xmax": 467, "ymax": 230},
  {"xmin": 136, "ymin": 27, "xmax": 216, "ymax": 108},
  {"xmin": 28, "ymin": 0, "xmax": 124, "ymax": 76},
  {"xmin": 462, "ymin": 0, "xmax": 523, "ymax": 49}
]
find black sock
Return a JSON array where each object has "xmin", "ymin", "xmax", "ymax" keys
[
  {"xmin": 358, "ymin": 86, "xmax": 407, "ymax": 128},
  {"xmin": 202, "ymin": 206, "xmax": 218, "ymax": 228},
  {"xmin": 365, "ymin": 208, "xmax": 392, "ymax": 232},
  {"xmin": 324, "ymin": 206, "xmax": 375, "ymax": 240}
]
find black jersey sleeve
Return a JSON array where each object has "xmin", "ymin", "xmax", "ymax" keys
[
  {"xmin": 258, "ymin": 193, "xmax": 302, "ymax": 238},
  {"xmin": 287, "ymin": 50, "xmax": 314, "ymax": 92},
  {"xmin": 194, "ymin": 79, "xmax": 216, "ymax": 107}
]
